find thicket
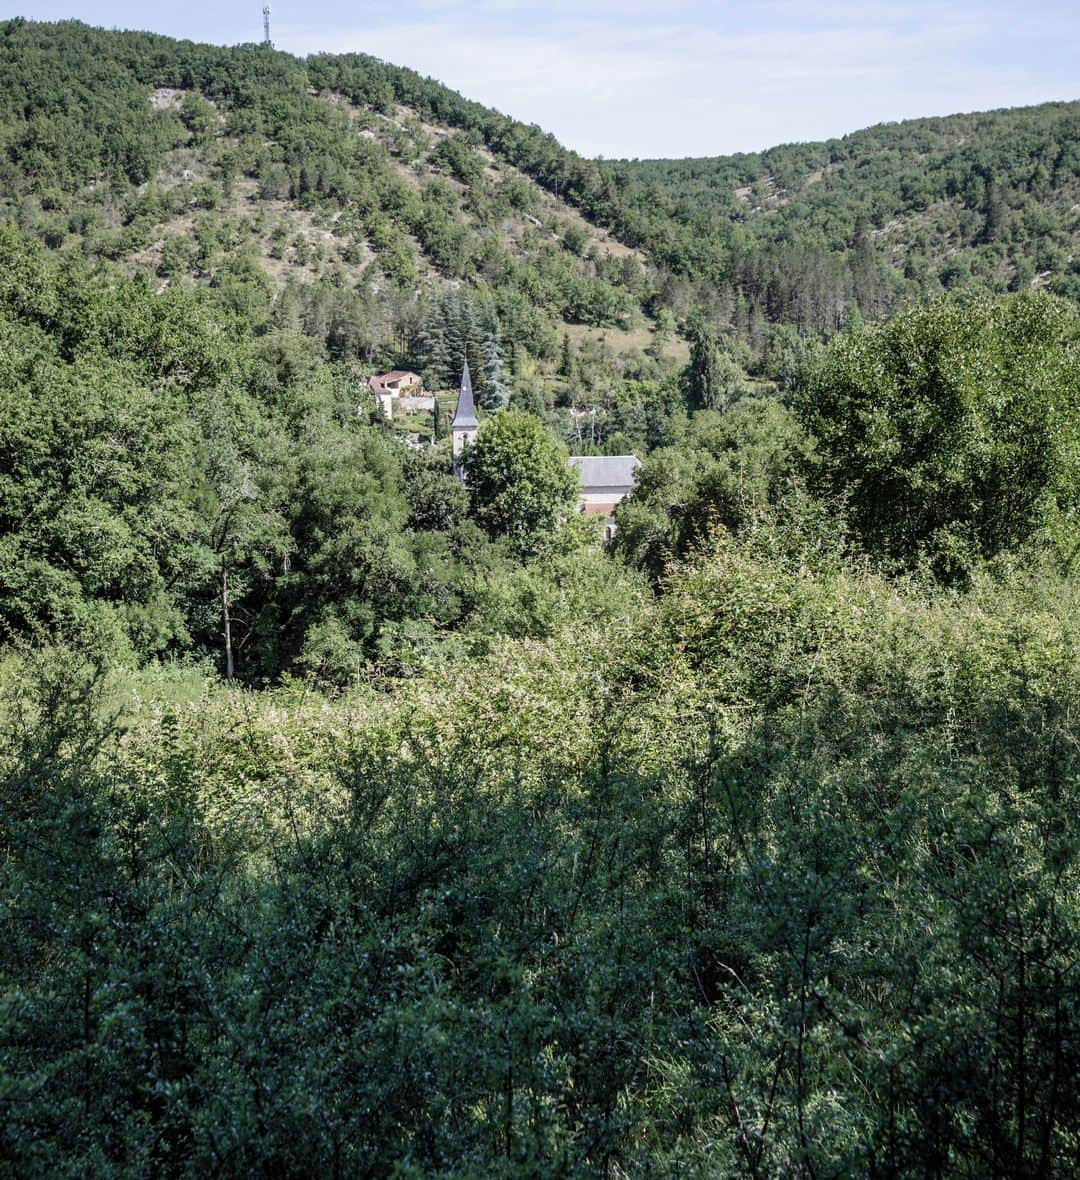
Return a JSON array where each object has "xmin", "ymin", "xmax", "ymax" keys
[
  {"xmin": 2, "ymin": 19, "xmax": 1079, "ymax": 1176},
  {"xmin": 2, "ymin": 533, "xmax": 1077, "ymax": 1174}
]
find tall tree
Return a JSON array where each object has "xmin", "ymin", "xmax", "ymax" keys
[
  {"xmin": 800, "ymin": 290, "xmax": 1080, "ymax": 578},
  {"xmin": 477, "ymin": 300, "xmax": 509, "ymax": 411},
  {"xmin": 418, "ymin": 290, "xmax": 452, "ymax": 390},
  {"xmin": 201, "ymin": 424, "xmax": 289, "ymax": 681},
  {"xmin": 464, "ymin": 411, "xmax": 578, "ymax": 551},
  {"xmin": 686, "ymin": 318, "xmax": 743, "ymax": 413}
]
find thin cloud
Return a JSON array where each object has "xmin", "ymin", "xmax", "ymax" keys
[
  {"xmin": 30, "ymin": 1, "xmax": 1080, "ymax": 155},
  {"xmin": 278, "ymin": 7, "xmax": 1076, "ymax": 156}
]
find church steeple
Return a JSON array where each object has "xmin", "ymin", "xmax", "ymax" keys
[{"xmin": 451, "ymin": 360, "xmax": 479, "ymax": 480}]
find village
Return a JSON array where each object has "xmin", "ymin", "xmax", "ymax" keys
[{"xmin": 368, "ymin": 363, "xmax": 641, "ymax": 540}]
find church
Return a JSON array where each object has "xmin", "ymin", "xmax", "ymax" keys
[{"xmin": 451, "ymin": 362, "xmax": 640, "ymax": 539}]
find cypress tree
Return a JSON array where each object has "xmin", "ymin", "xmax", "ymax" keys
[{"xmin": 686, "ymin": 317, "xmax": 726, "ymax": 412}]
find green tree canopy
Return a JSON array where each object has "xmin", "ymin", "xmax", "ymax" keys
[
  {"xmin": 464, "ymin": 410, "xmax": 578, "ymax": 551},
  {"xmin": 685, "ymin": 318, "xmax": 747, "ymax": 413},
  {"xmin": 800, "ymin": 290, "xmax": 1080, "ymax": 578},
  {"xmin": 612, "ymin": 398, "xmax": 816, "ymax": 580}
]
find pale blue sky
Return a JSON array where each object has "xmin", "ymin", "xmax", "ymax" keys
[{"xmin": 13, "ymin": 2, "xmax": 1080, "ymax": 157}]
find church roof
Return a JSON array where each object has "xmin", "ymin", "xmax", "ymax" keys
[
  {"xmin": 452, "ymin": 361, "xmax": 479, "ymax": 428},
  {"xmin": 569, "ymin": 454, "xmax": 641, "ymax": 490}
]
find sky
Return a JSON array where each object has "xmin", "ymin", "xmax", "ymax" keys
[{"xmin": 13, "ymin": 1, "xmax": 1080, "ymax": 158}]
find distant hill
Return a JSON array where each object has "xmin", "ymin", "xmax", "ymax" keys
[
  {"xmin": 613, "ymin": 102, "xmax": 1080, "ymax": 330},
  {"xmin": 1, "ymin": 19, "xmax": 1078, "ymax": 393}
]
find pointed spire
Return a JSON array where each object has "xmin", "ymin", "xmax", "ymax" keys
[{"xmin": 451, "ymin": 359, "xmax": 479, "ymax": 428}]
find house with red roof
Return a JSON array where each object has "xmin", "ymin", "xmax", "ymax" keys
[{"xmin": 369, "ymin": 370, "xmax": 424, "ymax": 418}]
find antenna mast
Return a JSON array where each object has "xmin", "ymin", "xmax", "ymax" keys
[{"xmin": 262, "ymin": 5, "xmax": 272, "ymax": 47}]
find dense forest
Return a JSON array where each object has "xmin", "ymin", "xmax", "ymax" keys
[
  {"xmin": 615, "ymin": 102, "xmax": 1080, "ymax": 317},
  {"xmin": 1, "ymin": 18, "xmax": 1078, "ymax": 1177}
]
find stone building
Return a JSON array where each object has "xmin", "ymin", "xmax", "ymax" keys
[
  {"xmin": 568, "ymin": 454, "xmax": 641, "ymax": 540},
  {"xmin": 370, "ymin": 369, "xmax": 426, "ymax": 419}
]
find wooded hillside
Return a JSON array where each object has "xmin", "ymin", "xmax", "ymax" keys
[
  {"xmin": 1, "ymin": 18, "xmax": 1078, "ymax": 1177},
  {"xmin": 2, "ymin": 19, "xmax": 1079, "ymax": 422}
]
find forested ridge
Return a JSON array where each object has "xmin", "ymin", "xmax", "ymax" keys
[
  {"xmin": 1, "ymin": 17, "xmax": 1079, "ymax": 1177},
  {"xmin": 2, "ymin": 19, "xmax": 1079, "ymax": 420},
  {"xmin": 615, "ymin": 101, "xmax": 1080, "ymax": 320}
]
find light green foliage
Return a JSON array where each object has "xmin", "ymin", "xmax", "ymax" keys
[
  {"xmin": 801, "ymin": 290, "xmax": 1080, "ymax": 577},
  {"xmin": 2, "ymin": 542, "xmax": 1076, "ymax": 1174},
  {"xmin": 612, "ymin": 398, "xmax": 817, "ymax": 579},
  {"xmin": 465, "ymin": 410, "xmax": 579, "ymax": 551},
  {"xmin": 468, "ymin": 542, "xmax": 646, "ymax": 643}
]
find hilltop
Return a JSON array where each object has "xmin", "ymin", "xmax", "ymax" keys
[
  {"xmin": 1, "ymin": 19, "xmax": 1079, "ymax": 435},
  {"xmin": 614, "ymin": 101, "xmax": 1080, "ymax": 327}
]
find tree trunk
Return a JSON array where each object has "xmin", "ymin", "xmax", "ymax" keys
[{"xmin": 221, "ymin": 564, "xmax": 234, "ymax": 681}]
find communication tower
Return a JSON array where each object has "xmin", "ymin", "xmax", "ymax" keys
[{"xmin": 262, "ymin": 5, "xmax": 272, "ymax": 47}]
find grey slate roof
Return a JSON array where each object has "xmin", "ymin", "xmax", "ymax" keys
[
  {"xmin": 569, "ymin": 454, "xmax": 641, "ymax": 490},
  {"xmin": 451, "ymin": 361, "xmax": 479, "ymax": 428}
]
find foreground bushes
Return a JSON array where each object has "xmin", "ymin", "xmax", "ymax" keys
[{"xmin": 2, "ymin": 538, "xmax": 1077, "ymax": 1174}]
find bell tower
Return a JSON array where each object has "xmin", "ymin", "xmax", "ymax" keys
[{"xmin": 451, "ymin": 360, "xmax": 479, "ymax": 481}]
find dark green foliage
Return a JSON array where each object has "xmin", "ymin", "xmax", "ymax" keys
[
  {"xmin": 2, "ymin": 544, "xmax": 1076, "ymax": 1174},
  {"xmin": 0, "ymin": 223, "xmax": 525, "ymax": 682},
  {"xmin": 0, "ymin": 226, "xmax": 226, "ymax": 657},
  {"xmin": 685, "ymin": 316, "xmax": 750, "ymax": 412},
  {"xmin": 800, "ymin": 290, "xmax": 1080, "ymax": 578},
  {"xmin": 2, "ymin": 20, "xmax": 1080, "ymax": 1177},
  {"xmin": 429, "ymin": 134, "xmax": 484, "ymax": 185},
  {"xmin": 615, "ymin": 102, "xmax": 1080, "ymax": 331},
  {"xmin": 686, "ymin": 318, "xmax": 727, "ymax": 411},
  {"xmin": 4, "ymin": 17, "xmax": 1078, "ymax": 411},
  {"xmin": 0, "ymin": 18, "xmax": 667, "ymax": 419}
]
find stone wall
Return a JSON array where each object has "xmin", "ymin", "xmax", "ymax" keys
[{"xmin": 397, "ymin": 395, "xmax": 436, "ymax": 412}]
